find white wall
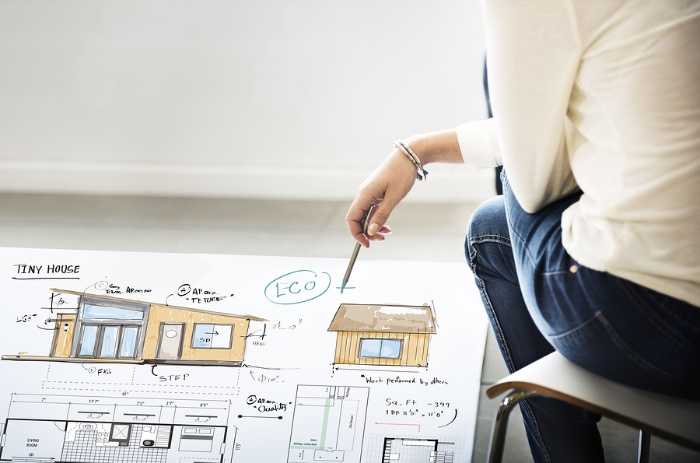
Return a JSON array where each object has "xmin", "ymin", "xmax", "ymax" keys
[{"xmin": 0, "ymin": 0, "xmax": 492, "ymax": 202}]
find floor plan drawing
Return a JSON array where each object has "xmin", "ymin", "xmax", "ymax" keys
[
  {"xmin": 287, "ymin": 385, "xmax": 369, "ymax": 463},
  {"xmin": 0, "ymin": 394, "xmax": 235, "ymax": 463},
  {"xmin": 382, "ymin": 437, "xmax": 455, "ymax": 463}
]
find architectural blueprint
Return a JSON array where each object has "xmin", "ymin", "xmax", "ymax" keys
[{"xmin": 0, "ymin": 247, "xmax": 488, "ymax": 462}]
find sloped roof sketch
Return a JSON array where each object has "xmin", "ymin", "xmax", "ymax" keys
[
  {"xmin": 328, "ymin": 303, "xmax": 437, "ymax": 334},
  {"xmin": 328, "ymin": 303, "xmax": 437, "ymax": 367},
  {"xmin": 54, "ymin": 288, "xmax": 267, "ymax": 322}
]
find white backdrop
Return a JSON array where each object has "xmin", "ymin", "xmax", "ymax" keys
[{"xmin": 0, "ymin": 0, "xmax": 492, "ymax": 202}]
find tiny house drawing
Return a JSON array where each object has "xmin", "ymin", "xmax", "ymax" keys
[
  {"xmin": 328, "ymin": 303, "xmax": 437, "ymax": 367},
  {"xmin": 2, "ymin": 289, "xmax": 265, "ymax": 366}
]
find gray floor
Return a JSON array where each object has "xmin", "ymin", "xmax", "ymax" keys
[{"xmin": 0, "ymin": 192, "xmax": 697, "ymax": 462}]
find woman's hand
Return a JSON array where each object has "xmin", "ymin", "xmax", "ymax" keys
[
  {"xmin": 345, "ymin": 129, "xmax": 463, "ymax": 248},
  {"xmin": 346, "ymin": 148, "xmax": 417, "ymax": 247}
]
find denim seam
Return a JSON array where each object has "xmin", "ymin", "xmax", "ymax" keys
[
  {"xmin": 473, "ymin": 270, "xmax": 516, "ymax": 374},
  {"xmin": 469, "ymin": 237, "xmax": 553, "ymax": 461},
  {"xmin": 470, "ymin": 234, "xmax": 511, "ymax": 247},
  {"xmin": 470, "ymin": 265, "xmax": 551, "ymax": 463},
  {"xmin": 546, "ymin": 310, "xmax": 600, "ymax": 340},
  {"xmin": 521, "ymin": 400, "xmax": 552, "ymax": 463},
  {"xmin": 469, "ymin": 235, "xmax": 514, "ymax": 280}
]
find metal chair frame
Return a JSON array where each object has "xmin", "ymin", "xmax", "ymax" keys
[{"xmin": 485, "ymin": 352, "xmax": 700, "ymax": 463}]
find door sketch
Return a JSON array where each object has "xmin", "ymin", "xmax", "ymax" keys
[{"xmin": 157, "ymin": 322, "xmax": 185, "ymax": 360}]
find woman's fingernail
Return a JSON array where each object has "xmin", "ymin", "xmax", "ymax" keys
[{"xmin": 367, "ymin": 223, "xmax": 379, "ymax": 236}]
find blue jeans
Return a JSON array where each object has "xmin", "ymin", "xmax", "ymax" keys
[{"xmin": 466, "ymin": 173, "xmax": 700, "ymax": 463}]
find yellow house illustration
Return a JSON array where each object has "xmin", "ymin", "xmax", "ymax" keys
[
  {"xmin": 328, "ymin": 303, "xmax": 437, "ymax": 367},
  {"xmin": 3, "ymin": 289, "xmax": 266, "ymax": 366}
]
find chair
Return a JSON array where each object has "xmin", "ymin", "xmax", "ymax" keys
[{"xmin": 485, "ymin": 351, "xmax": 700, "ymax": 463}]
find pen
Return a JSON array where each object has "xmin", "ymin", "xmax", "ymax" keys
[{"xmin": 340, "ymin": 204, "xmax": 376, "ymax": 293}]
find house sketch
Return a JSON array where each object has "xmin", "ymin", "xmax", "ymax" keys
[
  {"xmin": 327, "ymin": 303, "xmax": 437, "ymax": 367},
  {"xmin": 0, "ymin": 393, "xmax": 234, "ymax": 463},
  {"xmin": 2, "ymin": 289, "xmax": 266, "ymax": 366}
]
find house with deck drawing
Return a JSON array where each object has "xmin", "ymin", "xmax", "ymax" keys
[{"xmin": 2, "ymin": 288, "xmax": 265, "ymax": 366}]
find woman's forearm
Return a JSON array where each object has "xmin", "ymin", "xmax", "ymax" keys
[{"xmin": 404, "ymin": 129, "xmax": 464, "ymax": 166}]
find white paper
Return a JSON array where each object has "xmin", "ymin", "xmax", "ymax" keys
[{"xmin": 0, "ymin": 247, "xmax": 488, "ymax": 462}]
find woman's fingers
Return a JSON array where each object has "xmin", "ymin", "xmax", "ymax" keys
[{"xmin": 346, "ymin": 150, "xmax": 416, "ymax": 245}]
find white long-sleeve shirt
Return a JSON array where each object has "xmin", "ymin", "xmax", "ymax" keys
[{"xmin": 456, "ymin": 0, "xmax": 700, "ymax": 307}]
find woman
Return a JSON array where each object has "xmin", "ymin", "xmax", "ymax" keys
[{"xmin": 346, "ymin": 1, "xmax": 700, "ymax": 461}]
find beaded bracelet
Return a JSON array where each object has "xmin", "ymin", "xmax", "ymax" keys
[{"xmin": 394, "ymin": 139, "xmax": 429, "ymax": 181}]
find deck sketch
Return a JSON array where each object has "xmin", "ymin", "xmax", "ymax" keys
[{"xmin": 0, "ymin": 247, "xmax": 488, "ymax": 462}]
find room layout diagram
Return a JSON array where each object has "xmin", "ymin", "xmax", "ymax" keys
[
  {"xmin": 287, "ymin": 385, "xmax": 369, "ymax": 463},
  {"xmin": 382, "ymin": 437, "xmax": 456, "ymax": 463},
  {"xmin": 0, "ymin": 393, "xmax": 235, "ymax": 463}
]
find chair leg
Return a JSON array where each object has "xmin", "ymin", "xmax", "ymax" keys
[
  {"xmin": 487, "ymin": 390, "xmax": 537, "ymax": 463},
  {"xmin": 637, "ymin": 429, "xmax": 651, "ymax": 463}
]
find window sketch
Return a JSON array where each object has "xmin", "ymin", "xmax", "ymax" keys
[
  {"xmin": 328, "ymin": 304, "xmax": 437, "ymax": 367},
  {"xmin": 0, "ymin": 394, "xmax": 235, "ymax": 463},
  {"xmin": 359, "ymin": 338, "xmax": 403, "ymax": 359},
  {"xmin": 2, "ymin": 289, "xmax": 266, "ymax": 366},
  {"xmin": 192, "ymin": 323, "xmax": 233, "ymax": 349}
]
